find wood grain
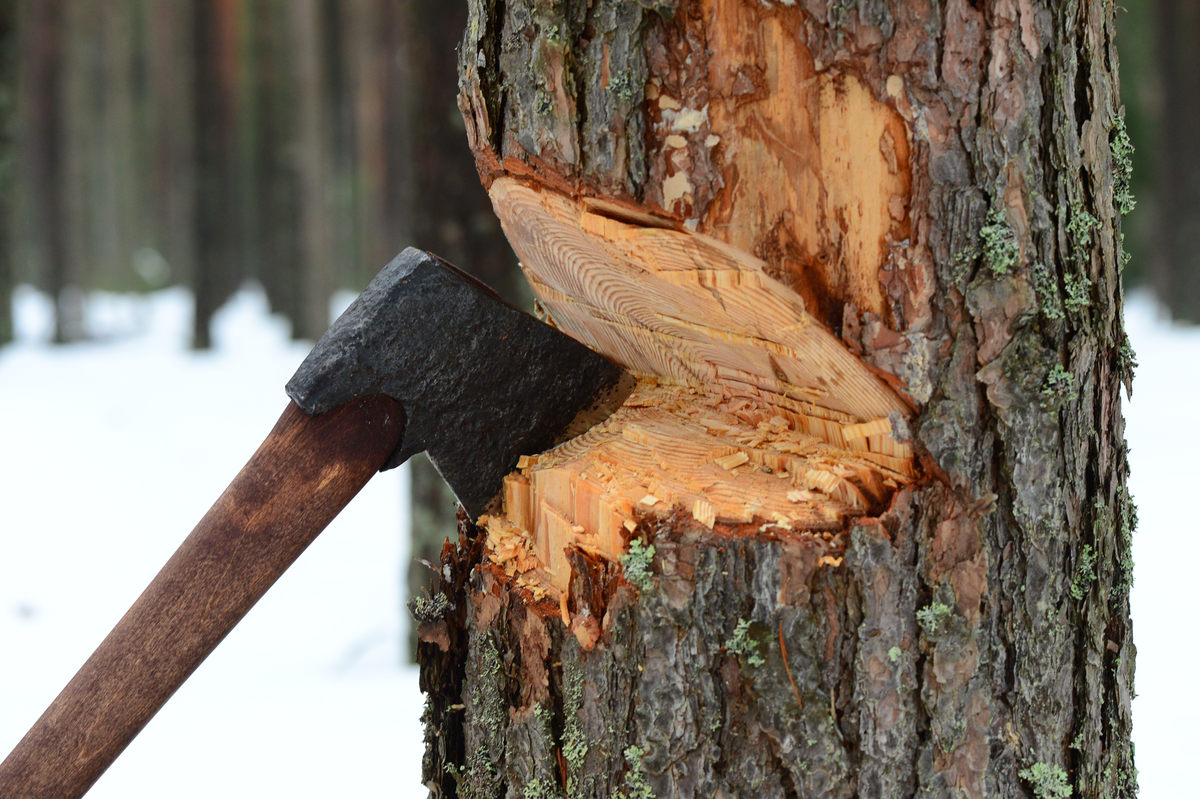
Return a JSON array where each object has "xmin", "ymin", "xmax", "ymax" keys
[
  {"xmin": 490, "ymin": 178, "xmax": 911, "ymax": 429},
  {"xmin": 0, "ymin": 396, "xmax": 404, "ymax": 799}
]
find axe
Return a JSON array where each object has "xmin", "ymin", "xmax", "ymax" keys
[{"xmin": 0, "ymin": 248, "xmax": 632, "ymax": 798}]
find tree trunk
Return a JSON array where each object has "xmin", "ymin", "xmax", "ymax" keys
[
  {"xmin": 1146, "ymin": 0, "xmax": 1200, "ymax": 320},
  {"xmin": 419, "ymin": 3, "xmax": 1137, "ymax": 798},
  {"xmin": 0, "ymin": 1, "xmax": 15, "ymax": 344},
  {"xmin": 19, "ymin": 0, "xmax": 83, "ymax": 342},
  {"xmin": 288, "ymin": 0, "xmax": 335, "ymax": 341},
  {"xmin": 192, "ymin": 0, "xmax": 245, "ymax": 350},
  {"xmin": 146, "ymin": 0, "xmax": 195, "ymax": 289}
]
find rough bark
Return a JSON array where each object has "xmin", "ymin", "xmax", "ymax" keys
[{"xmin": 420, "ymin": 3, "xmax": 1137, "ymax": 798}]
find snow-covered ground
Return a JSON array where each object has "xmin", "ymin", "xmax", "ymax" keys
[
  {"xmin": 0, "ymin": 284, "xmax": 1193, "ymax": 796},
  {"xmin": 0, "ymin": 286, "xmax": 425, "ymax": 797}
]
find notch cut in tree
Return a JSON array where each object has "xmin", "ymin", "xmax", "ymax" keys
[
  {"xmin": 419, "ymin": 2, "xmax": 1137, "ymax": 798},
  {"xmin": 481, "ymin": 179, "xmax": 916, "ymax": 597}
]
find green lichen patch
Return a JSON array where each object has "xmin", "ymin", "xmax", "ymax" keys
[
  {"xmin": 1040, "ymin": 365, "xmax": 1078, "ymax": 410},
  {"xmin": 621, "ymin": 537, "xmax": 656, "ymax": 592},
  {"xmin": 1069, "ymin": 544, "xmax": 1098, "ymax": 601},
  {"xmin": 1063, "ymin": 273, "xmax": 1092, "ymax": 314},
  {"xmin": 1019, "ymin": 761, "xmax": 1073, "ymax": 799},
  {"xmin": 615, "ymin": 744, "xmax": 655, "ymax": 799},
  {"xmin": 1114, "ymin": 486, "xmax": 1137, "ymax": 594},
  {"xmin": 460, "ymin": 635, "xmax": 508, "ymax": 799},
  {"xmin": 1066, "ymin": 207, "xmax": 1097, "ymax": 262},
  {"xmin": 1032, "ymin": 261, "xmax": 1065, "ymax": 321},
  {"xmin": 916, "ymin": 601, "xmax": 953, "ymax": 635},
  {"xmin": 724, "ymin": 618, "xmax": 765, "ymax": 667},
  {"xmin": 408, "ymin": 591, "xmax": 454, "ymax": 623},
  {"xmin": 1111, "ymin": 114, "xmax": 1136, "ymax": 216},
  {"xmin": 1118, "ymin": 337, "xmax": 1137, "ymax": 386},
  {"xmin": 522, "ymin": 777, "xmax": 560, "ymax": 799},
  {"xmin": 980, "ymin": 205, "xmax": 1020, "ymax": 276},
  {"xmin": 561, "ymin": 657, "xmax": 588, "ymax": 795}
]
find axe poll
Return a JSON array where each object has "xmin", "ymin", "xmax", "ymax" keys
[{"xmin": 0, "ymin": 248, "xmax": 632, "ymax": 798}]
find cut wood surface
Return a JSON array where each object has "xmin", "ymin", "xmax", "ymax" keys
[
  {"xmin": 483, "ymin": 178, "xmax": 916, "ymax": 597},
  {"xmin": 491, "ymin": 178, "xmax": 911, "ymax": 426},
  {"xmin": 483, "ymin": 380, "xmax": 911, "ymax": 593},
  {"xmin": 644, "ymin": 2, "xmax": 911, "ymax": 329}
]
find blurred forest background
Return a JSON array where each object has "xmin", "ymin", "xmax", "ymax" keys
[
  {"xmin": 0, "ymin": 0, "xmax": 1194, "ymax": 656},
  {"xmin": 0, "ymin": 0, "xmax": 526, "ymax": 658},
  {"xmin": 0, "ymin": 0, "xmax": 524, "ymax": 351}
]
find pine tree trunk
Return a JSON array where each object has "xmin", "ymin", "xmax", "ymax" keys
[{"xmin": 419, "ymin": 3, "xmax": 1137, "ymax": 798}]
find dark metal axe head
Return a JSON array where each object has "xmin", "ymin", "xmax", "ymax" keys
[{"xmin": 285, "ymin": 248, "xmax": 633, "ymax": 518}]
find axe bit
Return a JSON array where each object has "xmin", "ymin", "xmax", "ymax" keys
[{"xmin": 0, "ymin": 248, "xmax": 632, "ymax": 799}]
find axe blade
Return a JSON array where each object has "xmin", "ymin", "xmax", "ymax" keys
[{"xmin": 286, "ymin": 247, "xmax": 632, "ymax": 517}]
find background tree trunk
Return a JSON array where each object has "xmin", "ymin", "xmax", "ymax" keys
[
  {"xmin": 418, "ymin": 3, "xmax": 1137, "ymax": 798},
  {"xmin": 146, "ymin": 0, "xmax": 195, "ymax": 290},
  {"xmin": 0, "ymin": 1, "xmax": 15, "ymax": 344},
  {"xmin": 192, "ymin": 0, "xmax": 245, "ymax": 350},
  {"xmin": 288, "ymin": 0, "xmax": 335, "ymax": 341},
  {"xmin": 1145, "ymin": 0, "xmax": 1200, "ymax": 320}
]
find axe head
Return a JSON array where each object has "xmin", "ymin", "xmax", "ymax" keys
[{"xmin": 285, "ymin": 248, "xmax": 633, "ymax": 518}]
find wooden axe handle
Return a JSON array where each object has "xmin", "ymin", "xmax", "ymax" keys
[{"xmin": 0, "ymin": 395, "xmax": 405, "ymax": 798}]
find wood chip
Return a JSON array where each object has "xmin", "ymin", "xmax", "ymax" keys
[
  {"xmin": 692, "ymin": 498, "xmax": 717, "ymax": 528},
  {"xmin": 713, "ymin": 451, "xmax": 750, "ymax": 470},
  {"xmin": 842, "ymin": 417, "xmax": 892, "ymax": 442}
]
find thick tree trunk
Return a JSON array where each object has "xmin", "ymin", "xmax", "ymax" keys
[{"xmin": 419, "ymin": 3, "xmax": 1137, "ymax": 798}]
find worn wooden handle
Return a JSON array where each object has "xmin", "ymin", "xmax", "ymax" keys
[{"xmin": 0, "ymin": 395, "xmax": 405, "ymax": 799}]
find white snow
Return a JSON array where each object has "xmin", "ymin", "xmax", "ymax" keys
[
  {"xmin": 0, "ymin": 284, "xmax": 1194, "ymax": 796},
  {"xmin": 1124, "ymin": 291, "xmax": 1200, "ymax": 798},
  {"xmin": 0, "ymin": 285, "xmax": 424, "ymax": 797}
]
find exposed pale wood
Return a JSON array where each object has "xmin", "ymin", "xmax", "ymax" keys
[
  {"xmin": 644, "ymin": 1, "xmax": 911, "ymax": 329},
  {"xmin": 483, "ymin": 382, "xmax": 910, "ymax": 593},
  {"xmin": 479, "ymin": 179, "xmax": 918, "ymax": 595},
  {"xmin": 491, "ymin": 178, "xmax": 911, "ymax": 428}
]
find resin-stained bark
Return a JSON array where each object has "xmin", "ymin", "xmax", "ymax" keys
[{"xmin": 421, "ymin": 2, "xmax": 1138, "ymax": 797}]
